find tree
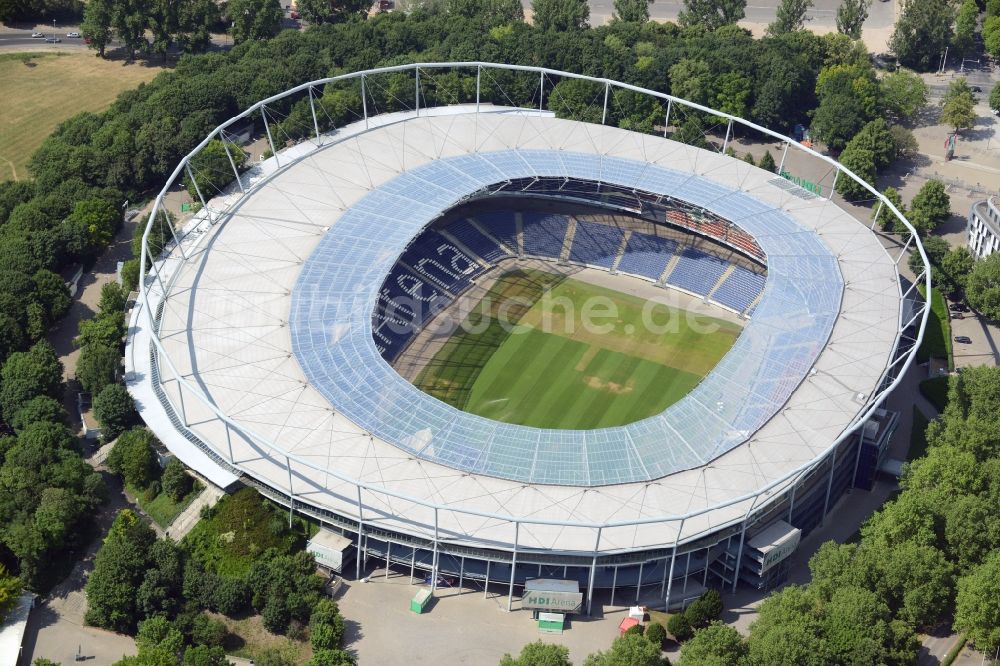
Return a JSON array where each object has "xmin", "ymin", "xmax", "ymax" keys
[
  {"xmin": 177, "ymin": 0, "xmax": 221, "ymax": 53},
  {"xmin": 939, "ymin": 247, "xmax": 975, "ymax": 295},
  {"xmin": 9, "ymin": 395, "xmax": 68, "ymax": 432},
  {"xmin": 836, "ymin": 0, "xmax": 869, "ymax": 39},
  {"xmin": 810, "ymin": 64, "xmax": 879, "ymax": 150},
  {"xmin": 93, "ymin": 384, "xmax": 136, "ymax": 440},
  {"xmin": 908, "ymin": 235, "xmax": 948, "ymax": 280},
  {"xmin": 531, "ymin": 0, "xmax": 589, "ymax": 31},
  {"xmin": 889, "ymin": 0, "xmax": 956, "ymax": 71},
  {"xmin": 991, "ymin": 81, "xmax": 1000, "ymax": 112},
  {"xmin": 758, "ymin": 150, "xmax": 776, "ymax": 173},
  {"xmin": 69, "ymin": 198, "xmax": 121, "ymax": 250},
  {"xmin": 297, "ymin": 0, "xmax": 369, "ymax": 25},
  {"xmin": 835, "ymin": 146, "xmax": 876, "ymax": 200},
  {"xmin": 644, "ymin": 622, "xmax": 667, "ymax": 649},
  {"xmin": 0, "ymin": 564, "xmax": 22, "ymax": 623},
  {"xmin": 0, "ymin": 341, "xmax": 63, "ymax": 421},
  {"xmin": 612, "ymin": 0, "xmax": 652, "ymax": 22},
  {"xmin": 677, "ymin": 623, "xmax": 746, "ymax": 666},
  {"xmin": 184, "ymin": 140, "xmax": 248, "ymax": 201},
  {"xmin": 910, "ymin": 180, "xmax": 951, "ymax": 234},
  {"xmin": 988, "ymin": 15, "xmax": 1000, "ymax": 60},
  {"xmin": 678, "ymin": 0, "xmax": 746, "ymax": 31},
  {"xmin": 941, "ymin": 78, "xmax": 978, "ymax": 131},
  {"xmin": 499, "ymin": 641, "xmax": 573, "ymax": 666},
  {"xmin": 955, "ymin": 552, "xmax": 1000, "ymax": 652},
  {"xmin": 954, "ymin": 0, "xmax": 979, "ymax": 56},
  {"xmin": 583, "ymin": 633, "xmax": 664, "ymax": 666},
  {"xmin": 966, "ymin": 253, "xmax": 1000, "ymax": 320},
  {"xmin": 873, "ymin": 187, "xmax": 905, "ymax": 232},
  {"xmin": 82, "ymin": 0, "xmax": 114, "ymax": 57},
  {"xmin": 307, "ymin": 651, "xmax": 356, "ymax": 666},
  {"xmin": 183, "ymin": 645, "xmax": 231, "ymax": 666},
  {"xmin": 667, "ymin": 612, "xmax": 694, "ymax": 642},
  {"xmin": 108, "ymin": 428, "xmax": 161, "ymax": 489},
  {"xmin": 880, "ymin": 70, "xmax": 929, "ymax": 122},
  {"xmin": 229, "ymin": 0, "xmax": 284, "ymax": 43},
  {"xmin": 767, "ymin": 0, "xmax": 813, "ymax": 36},
  {"xmin": 161, "ymin": 457, "xmax": 193, "ymax": 501},
  {"xmin": 113, "ymin": 0, "xmax": 154, "ymax": 62},
  {"xmin": 85, "ymin": 509, "xmax": 157, "ymax": 633},
  {"xmin": 75, "ymin": 343, "xmax": 122, "ymax": 395}
]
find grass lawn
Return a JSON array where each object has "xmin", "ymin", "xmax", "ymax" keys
[
  {"xmin": 919, "ymin": 375, "xmax": 951, "ymax": 414},
  {"xmin": 413, "ymin": 269, "xmax": 742, "ymax": 429},
  {"xmin": 0, "ymin": 52, "xmax": 160, "ymax": 181},
  {"xmin": 916, "ymin": 285, "xmax": 953, "ymax": 370},
  {"xmin": 908, "ymin": 407, "xmax": 931, "ymax": 463},
  {"xmin": 129, "ymin": 480, "xmax": 202, "ymax": 528},
  {"xmin": 210, "ymin": 611, "xmax": 312, "ymax": 662}
]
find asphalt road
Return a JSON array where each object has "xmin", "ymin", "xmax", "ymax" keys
[{"xmin": 0, "ymin": 32, "xmax": 87, "ymax": 49}]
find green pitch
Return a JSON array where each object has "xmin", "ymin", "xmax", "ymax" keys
[{"xmin": 412, "ymin": 269, "xmax": 742, "ymax": 429}]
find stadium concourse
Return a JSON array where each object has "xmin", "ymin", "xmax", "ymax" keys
[{"xmin": 126, "ymin": 67, "xmax": 921, "ymax": 615}]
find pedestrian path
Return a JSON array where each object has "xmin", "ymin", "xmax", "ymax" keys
[{"xmin": 165, "ymin": 477, "xmax": 224, "ymax": 541}]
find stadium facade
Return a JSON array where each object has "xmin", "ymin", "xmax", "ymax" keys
[{"xmin": 125, "ymin": 63, "xmax": 929, "ymax": 614}]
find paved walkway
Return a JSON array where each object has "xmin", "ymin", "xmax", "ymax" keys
[{"xmin": 165, "ymin": 478, "xmax": 224, "ymax": 541}]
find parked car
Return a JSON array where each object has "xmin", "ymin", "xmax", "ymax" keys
[
  {"xmin": 949, "ymin": 302, "xmax": 969, "ymax": 312},
  {"xmin": 290, "ymin": 10, "xmax": 299, "ymax": 18},
  {"xmin": 66, "ymin": 31, "xmax": 80, "ymax": 37},
  {"xmin": 44, "ymin": 36, "xmax": 61, "ymax": 43},
  {"xmin": 955, "ymin": 336, "xmax": 973, "ymax": 344},
  {"xmin": 971, "ymin": 86, "xmax": 983, "ymax": 93},
  {"xmin": 31, "ymin": 31, "xmax": 44, "ymax": 38}
]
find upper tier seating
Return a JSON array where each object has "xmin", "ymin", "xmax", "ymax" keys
[
  {"xmin": 522, "ymin": 212, "xmax": 570, "ymax": 259},
  {"xmin": 475, "ymin": 211, "xmax": 519, "ymax": 254},
  {"xmin": 711, "ymin": 264, "xmax": 766, "ymax": 313},
  {"xmin": 666, "ymin": 247, "xmax": 730, "ymax": 296},
  {"xmin": 445, "ymin": 218, "xmax": 511, "ymax": 263},
  {"xmin": 569, "ymin": 219, "xmax": 625, "ymax": 268},
  {"xmin": 616, "ymin": 232, "xmax": 678, "ymax": 281}
]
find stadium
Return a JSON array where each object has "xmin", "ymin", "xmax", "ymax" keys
[{"xmin": 125, "ymin": 63, "xmax": 929, "ymax": 615}]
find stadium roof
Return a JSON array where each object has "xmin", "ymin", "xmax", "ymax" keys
[
  {"xmin": 290, "ymin": 149, "xmax": 844, "ymax": 486},
  {"xmin": 138, "ymin": 106, "xmax": 902, "ymax": 552}
]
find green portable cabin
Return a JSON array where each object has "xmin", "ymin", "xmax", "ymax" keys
[
  {"xmin": 537, "ymin": 612, "xmax": 565, "ymax": 633},
  {"xmin": 410, "ymin": 588, "xmax": 432, "ymax": 614}
]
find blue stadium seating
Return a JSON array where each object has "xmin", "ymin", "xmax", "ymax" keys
[
  {"xmin": 475, "ymin": 212, "xmax": 519, "ymax": 253},
  {"xmin": 445, "ymin": 218, "xmax": 511, "ymax": 263},
  {"xmin": 711, "ymin": 265, "xmax": 766, "ymax": 313},
  {"xmin": 616, "ymin": 233, "xmax": 678, "ymax": 281},
  {"xmin": 522, "ymin": 212, "xmax": 569, "ymax": 259},
  {"xmin": 666, "ymin": 248, "xmax": 730, "ymax": 296},
  {"xmin": 400, "ymin": 230, "xmax": 486, "ymax": 294},
  {"xmin": 569, "ymin": 219, "xmax": 625, "ymax": 268},
  {"xmin": 375, "ymin": 211, "xmax": 766, "ymax": 363}
]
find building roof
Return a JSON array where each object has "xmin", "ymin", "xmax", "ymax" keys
[
  {"xmin": 134, "ymin": 106, "xmax": 902, "ymax": 554},
  {"xmin": 289, "ymin": 149, "xmax": 844, "ymax": 486}
]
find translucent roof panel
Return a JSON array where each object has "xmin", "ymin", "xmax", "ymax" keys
[{"xmin": 289, "ymin": 150, "xmax": 844, "ymax": 487}]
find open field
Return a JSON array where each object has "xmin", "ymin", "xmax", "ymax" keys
[
  {"xmin": 0, "ymin": 52, "xmax": 160, "ymax": 181},
  {"xmin": 413, "ymin": 269, "xmax": 741, "ymax": 429}
]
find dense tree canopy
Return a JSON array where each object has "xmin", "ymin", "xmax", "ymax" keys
[
  {"xmin": 531, "ymin": 0, "xmax": 590, "ymax": 31},
  {"xmin": 966, "ymin": 253, "xmax": 1000, "ymax": 320},
  {"xmin": 835, "ymin": 0, "xmax": 869, "ymax": 39},
  {"xmin": 766, "ymin": 0, "xmax": 812, "ymax": 37},
  {"xmin": 499, "ymin": 642, "xmax": 573, "ymax": 666},
  {"xmin": 889, "ymin": 0, "xmax": 956, "ymax": 71},
  {"xmin": 678, "ymin": 0, "xmax": 746, "ymax": 30}
]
